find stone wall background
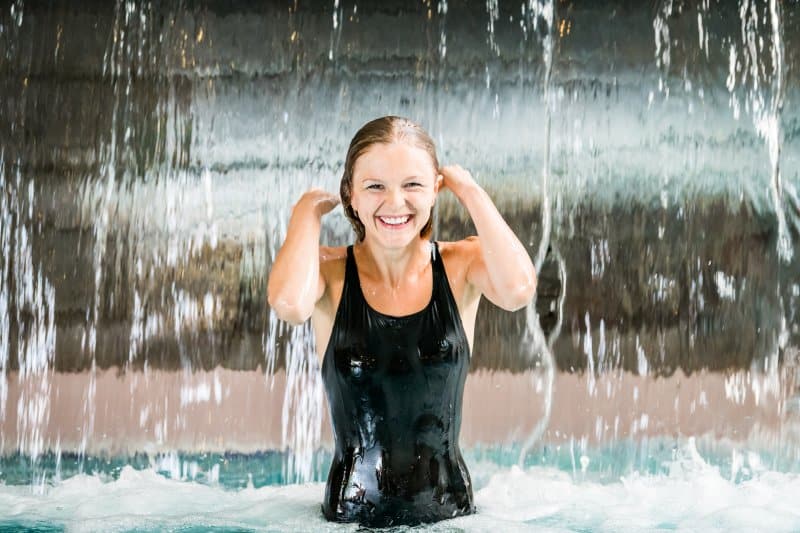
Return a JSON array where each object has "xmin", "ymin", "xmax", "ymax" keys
[{"xmin": 1, "ymin": 0, "xmax": 799, "ymax": 378}]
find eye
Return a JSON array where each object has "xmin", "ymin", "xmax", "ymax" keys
[
  {"xmin": 405, "ymin": 182, "xmax": 423, "ymax": 188},
  {"xmin": 366, "ymin": 183, "xmax": 384, "ymax": 190}
]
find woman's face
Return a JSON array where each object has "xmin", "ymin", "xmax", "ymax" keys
[{"xmin": 350, "ymin": 141, "xmax": 440, "ymax": 249}]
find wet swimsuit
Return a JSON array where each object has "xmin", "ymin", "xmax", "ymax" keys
[{"xmin": 321, "ymin": 241, "xmax": 475, "ymax": 527}]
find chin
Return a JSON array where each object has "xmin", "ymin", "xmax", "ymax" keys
[
  {"xmin": 377, "ymin": 236, "xmax": 417, "ymax": 249},
  {"xmin": 366, "ymin": 231, "xmax": 420, "ymax": 249}
]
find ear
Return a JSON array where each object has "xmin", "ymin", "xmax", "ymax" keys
[{"xmin": 434, "ymin": 173, "xmax": 443, "ymax": 194}]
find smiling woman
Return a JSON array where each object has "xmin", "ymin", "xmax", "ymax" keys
[
  {"xmin": 339, "ymin": 117, "xmax": 439, "ymax": 245},
  {"xmin": 266, "ymin": 116, "xmax": 537, "ymax": 527}
]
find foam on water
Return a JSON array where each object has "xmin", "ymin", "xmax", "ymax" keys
[{"xmin": 2, "ymin": 440, "xmax": 799, "ymax": 533}]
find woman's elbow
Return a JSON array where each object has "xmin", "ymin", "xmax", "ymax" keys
[
  {"xmin": 501, "ymin": 275, "xmax": 537, "ymax": 312},
  {"xmin": 267, "ymin": 292, "xmax": 313, "ymax": 325}
]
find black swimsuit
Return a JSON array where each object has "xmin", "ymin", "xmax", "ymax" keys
[{"xmin": 321, "ymin": 241, "xmax": 475, "ymax": 527}]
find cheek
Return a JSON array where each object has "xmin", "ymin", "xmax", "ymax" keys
[
  {"xmin": 350, "ymin": 193, "xmax": 376, "ymax": 215},
  {"xmin": 413, "ymin": 191, "xmax": 436, "ymax": 207}
]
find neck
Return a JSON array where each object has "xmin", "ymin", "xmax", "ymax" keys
[{"xmin": 355, "ymin": 238, "xmax": 432, "ymax": 289}]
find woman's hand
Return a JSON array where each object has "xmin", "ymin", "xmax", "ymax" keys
[
  {"xmin": 295, "ymin": 188, "xmax": 340, "ymax": 217},
  {"xmin": 438, "ymin": 165, "xmax": 480, "ymax": 201}
]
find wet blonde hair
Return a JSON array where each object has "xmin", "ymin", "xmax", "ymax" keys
[{"xmin": 340, "ymin": 116, "xmax": 439, "ymax": 242}]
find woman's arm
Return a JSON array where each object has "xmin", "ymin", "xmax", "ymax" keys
[
  {"xmin": 439, "ymin": 165, "xmax": 537, "ymax": 311},
  {"xmin": 267, "ymin": 189, "xmax": 339, "ymax": 324}
]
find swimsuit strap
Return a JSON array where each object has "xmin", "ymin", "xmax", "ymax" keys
[
  {"xmin": 430, "ymin": 240, "xmax": 445, "ymax": 280},
  {"xmin": 344, "ymin": 244, "xmax": 374, "ymax": 310},
  {"xmin": 431, "ymin": 241, "xmax": 470, "ymax": 342},
  {"xmin": 430, "ymin": 241, "xmax": 458, "ymax": 305},
  {"xmin": 344, "ymin": 244, "xmax": 358, "ymax": 289}
]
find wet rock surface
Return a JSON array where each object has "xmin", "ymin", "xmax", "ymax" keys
[{"xmin": 1, "ymin": 0, "xmax": 798, "ymax": 377}]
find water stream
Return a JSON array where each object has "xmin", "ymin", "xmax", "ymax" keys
[{"xmin": 1, "ymin": 0, "xmax": 800, "ymax": 530}]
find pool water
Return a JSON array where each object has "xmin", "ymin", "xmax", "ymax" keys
[{"xmin": 2, "ymin": 438, "xmax": 799, "ymax": 532}]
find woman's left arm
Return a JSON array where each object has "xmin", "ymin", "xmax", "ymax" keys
[{"xmin": 439, "ymin": 165, "xmax": 537, "ymax": 311}]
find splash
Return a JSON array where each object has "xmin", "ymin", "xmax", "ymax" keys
[{"xmin": 1, "ymin": 440, "xmax": 799, "ymax": 531}]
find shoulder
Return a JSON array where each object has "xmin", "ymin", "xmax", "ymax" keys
[
  {"xmin": 435, "ymin": 237, "xmax": 481, "ymax": 283},
  {"xmin": 319, "ymin": 245, "xmax": 347, "ymax": 280},
  {"xmin": 437, "ymin": 237, "xmax": 481, "ymax": 265},
  {"xmin": 315, "ymin": 245, "xmax": 348, "ymax": 313},
  {"xmin": 320, "ymin": 245, "xmax": 348, "ymax": 262},
  {"xmin": 435, "ymin": 238, "xmax": 483, "ymax": 309}
]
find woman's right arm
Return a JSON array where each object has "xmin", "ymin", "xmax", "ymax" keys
[{"xmin": 267, "ymin": 189, "xmax": 340, "ymax": 324}]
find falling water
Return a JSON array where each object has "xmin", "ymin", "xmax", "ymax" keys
[
  {"xmin": 517, "ymin": 0, "xmax": 557, "ymax": 465},
  {"xmin": 725, "ymin": 0, "xmax": 792, "ymax": 262},
  {"xmin": 0, "ymin": 157, "xmax": 57, "ymax": 490},
  {"xmin": 1, "ymin": 0, "xmax": 800, "ymax": 529}
]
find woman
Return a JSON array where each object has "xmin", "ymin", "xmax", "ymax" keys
[{"xmin": 267, "ymin": 116, "xmax": 536, "ymax": 526}]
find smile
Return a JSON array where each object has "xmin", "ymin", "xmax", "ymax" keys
[{"xmin": 376, "ymin": 215, "xmax": 413, "ymax": 228}]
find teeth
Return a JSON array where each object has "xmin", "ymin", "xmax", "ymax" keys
[{"xmin": 379, "ymin": 215, "xmax": 410, "ymax": 225}]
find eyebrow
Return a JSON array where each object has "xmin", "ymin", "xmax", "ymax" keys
[{"xmin": 362, "ymin": 175, "xmax": 426, "ymax": 182}]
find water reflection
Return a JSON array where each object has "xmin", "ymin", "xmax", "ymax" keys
[{"xmin": 0, "ymin": 0, "xmax": 798, "ymax": 489}]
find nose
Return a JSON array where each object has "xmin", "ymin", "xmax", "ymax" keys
[{"xmin": 387, "ymin": 186, "xmax": 406, "ymax": 209}]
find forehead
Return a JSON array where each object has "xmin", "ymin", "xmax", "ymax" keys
[{"xmin": 353, "ymin": 141, "xmax": 436, "ymax": 181}]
